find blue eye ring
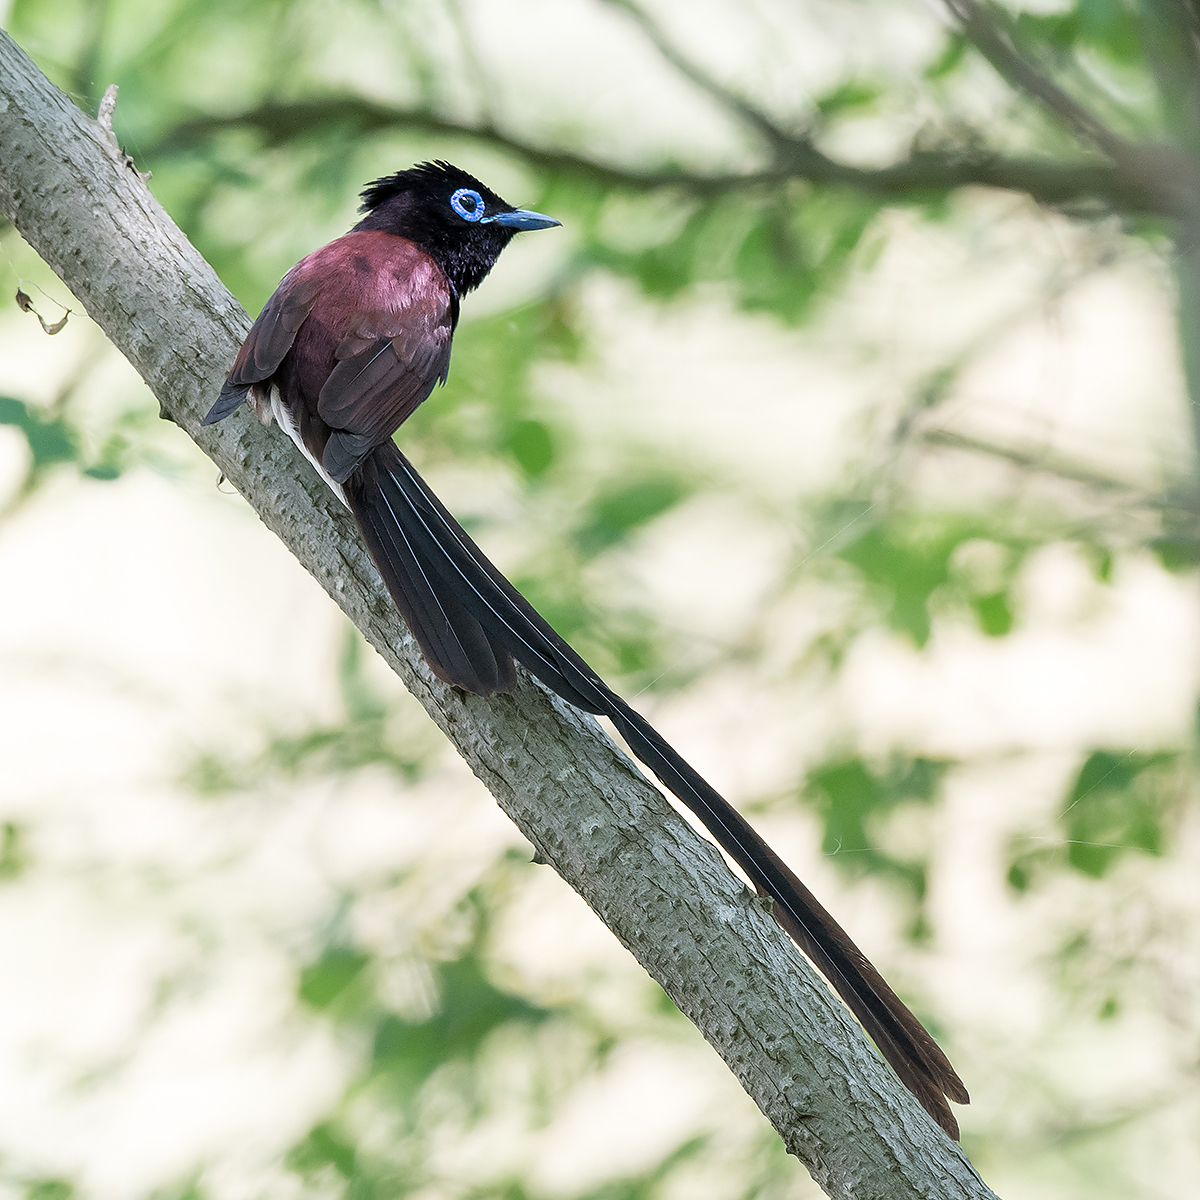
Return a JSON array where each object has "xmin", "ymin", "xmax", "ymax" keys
[{"xmin": 450, "ymin": 188, "xmax": 485, "ymax": 222}]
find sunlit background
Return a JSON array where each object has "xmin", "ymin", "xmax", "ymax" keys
[{"xmin": 2, "ymin": 1, "xmax": 1199, "ymax": 1197}]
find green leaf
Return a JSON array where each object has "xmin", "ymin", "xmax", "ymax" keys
[
  {"xmin": 0, "ymin": 396, "xmax": 27, "ymax": 425},
  {"xmin": 1062, "ymin": 750, "xmax": 1175, "ymax": 877},
  {"xmin": 972, "ymin": 591, "xmax": 1014, "ymax": 637},
  {"xmin": 925, "ymin": 34, "xmax": 967, "ymax": 80},
  {"xmin": 1150, "ymin": 535, "xmax": 1200, "ymax": 572},
  {"xmin": 0, "ymin": 395, "xmax": 77, "ymax": 469},
  {"xmin": 814, "ymin": 81, "xmax": 883, "ymax": 117},
  {"xmin": 504, "ymin": 417, "xmax": 556, "ymax": 478},
  {"xmin": 1005, "ymin": 843, "xmax": 1057, "ymax": 893},
  {"xmin": 286, "ymin": 1122, "xmax": 358, "ymax": 1180},
  {"xmin": 371, "ymin": 953, "xmax": 546, "ymax": 1085},
  {"xmin": 24, "ymin": 1183, "xmax": 73, "ymax": 1200},
  {"xmin": 575, "ymin": 474, "xmax": 690, "ymax": 557},
  {"xmin": 0, "ymin": 821, "xmax": 30, "ymax": 882},
  {"xmin": 733, "ymin": 214, "xmax": 817, "ymax": 322},
  {"xmin": 805, "ymin": 755, "xmax": 949, "ymax": 918},
  {"xmin": 839, "ymin": 524, "xmax": 952, "ymax": 646},
  {"xmin": 610, "ymin": 205, "xmax": 712, "ymax": 299},
  {"xmin": 1008, "ymin": 749, "xmax": 1179, "ymax": 889},
  {"xmin": 836, "ymin": 518, "xmax": 1032, "ymax": 645},
  {"xmin": 299, "ymin": 948, "xmax": 371, "ymax": 1010},
  {"xmin": 82, "ymin": 463, "xmax": 121, "ymax": 481},
  {"xmin": 1015, "ymin": 0, "xmax": 1143, "ymax": 67}
]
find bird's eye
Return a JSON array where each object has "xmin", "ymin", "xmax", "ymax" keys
[{"xmin": 450, "ymin": 188, "xmax": 485, "ymax": 222}]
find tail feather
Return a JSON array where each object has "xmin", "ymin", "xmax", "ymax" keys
[
  {"xmin": 356, "ymin": 440, "xmax": 967, "ymax": 1137},
  {"xmin": 348, "ymin": 451, "xmax": 515, "ymax": 694},
  {"xmin": 201, "ymin": 381, "xmax": 252, "ymax": 426}
]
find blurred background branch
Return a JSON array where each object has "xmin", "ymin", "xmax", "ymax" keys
[
  {"xmin": 156, "ymin": 96, "xmax": 1175, "ymax": 213},
  {"xmin": 943, "ymin": 0, "xmax": 1140, "ymax": 158}
]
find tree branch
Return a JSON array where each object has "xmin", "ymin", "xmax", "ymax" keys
[
  {"xmin": 153, "ymin": 96, "xmax": 1176, "ymax": 216},
  {"xmin": 943, "ymin": 0, "xmax": 1200, "ymax": 217},
  {"xmin": 0, "ymin": 32, "xmax": 997, "ymax": 1200},
  {"xmin": 921, "ymin": 427, "xmax": 1199, "ymax": 514},
  {"xmin": 600, "ymin": 0, "xmax": 798, "ymax": 154},
  {"xmin": 943, "ymin": 0, "xmax": 1130, "ymax": 159}
]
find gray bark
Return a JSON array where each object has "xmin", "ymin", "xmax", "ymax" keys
[{"xmin": 0, "ymin": 31, "xmax": 996, "ymax": 1200}]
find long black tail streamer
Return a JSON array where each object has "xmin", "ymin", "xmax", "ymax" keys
[{"xmin": 346, "ymin": 440, "xmax": 968, "ymax": 1137}]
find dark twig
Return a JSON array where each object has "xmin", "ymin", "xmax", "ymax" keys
[
  {"xmin": 72, "ymin": 0, "xmax": 112, "ymax": 109},
  {"xmin": 445, "ymin": 0, "xmax": 497, "ymax": 127},
  {"xmin": 922, "ymin": 428, "xmax": 1200, "ymax": 514},
  {"xmin": 601, "ymin": 0, "xmax": 798, "ymax": 154}
]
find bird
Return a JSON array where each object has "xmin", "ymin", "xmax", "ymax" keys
[{"xmin": 202, "ymin": 160, "xmax": 969, "ymax": 1137}]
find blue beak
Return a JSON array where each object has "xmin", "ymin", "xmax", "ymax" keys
[{"xmin": 484, "ymin": 208, "xmax": 561, "ymax": 231}]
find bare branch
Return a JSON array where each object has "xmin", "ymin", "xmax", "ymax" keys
[
  {"xmin": 943, "ymin": 0, "xmax": 1130, "ymax": 158},
  {"xmin": 153, "ymin": 97, "xmax": 1178, "ymax": 216},
  {"xmin": 601, "ymin": 0, "xmax": 798, "ymax": 154},
  {"xmin": 922, "ymin": 427, "xmax": 1200, "ymax": 514},
  {"xmin": 0, "ymin": 31, "xmax": 998, "ymax": 1200},
  {"xmin": 444, "ymin": 0, "xmax": 497, "ymax": 127},
  {"xmin": 943, "ymin": 0, "xmax": 1200, "ymax": 215},
  {"xmin": 1137, "ymin": 0, "xmax": 1200, "ymax": 150}
]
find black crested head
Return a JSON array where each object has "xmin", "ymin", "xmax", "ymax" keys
[{"xmin": 353, "ymin": 161, "xmax": 559, "ymax": 295}]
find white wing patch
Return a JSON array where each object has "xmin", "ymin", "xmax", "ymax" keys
[{"xmin": 270, "ymin": 387, "xmax": 350, "ymax": 509}]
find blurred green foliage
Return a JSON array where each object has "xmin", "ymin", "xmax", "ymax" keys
[
  {"xmin": 22, "ymin": 1181, "xmax": 74, "ymax": 1200},
  {"xmin": 0, "ymin": 821, "xmax": 28, "ymax": 882},
  {"xmin": 837, "ymin": 517, "xmax": 1029, "ymax": 646},
  {"xmin": 3, "ymin": 0, "xmax": 1199, "ymax": 1195},
  {"xmin": 1007, "ymin": 749, "xmax": 1181, "ymax": 890},
  {"xmin": 1062, "ymin": 750, "xmax": 1177, "ymax": 876},
  {"xmin": 0, "ymin": 393, "xmax": 129, "ymax": 505},
  {"xmin": 805, "ymin": 756, "xmax": 950, "ymax": 937},
  {"xmin": 280, "ymin": 876, "xmax": 741, "ymax": 1200},
  {"xmin": 1015, "ymin": 3, "xmax": 1143, "ymax": 66},
  {"xmin": 574, "ymin": 473, "xmax": 693, "ymax": 557},
  {"xmin": 0, "ymin": 396, "xmax": 76, "ymax": 476},
  {"xmin": 183, "ymin": 632, "xmax": 438, "ymax": 793},
  {"xmin": 586, "ymin": 190, "xmax": 882, "ymax": 323},
  {"xmin": 297, "ymin": 915, "xmax": 550, "ymax": 1100}
]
